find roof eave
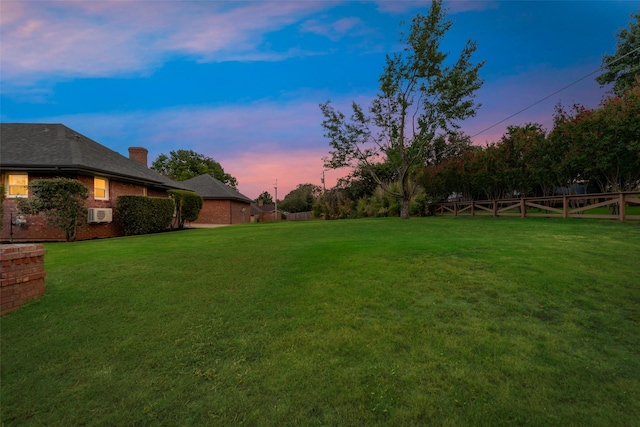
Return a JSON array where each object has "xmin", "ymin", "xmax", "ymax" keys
[{"xmin": 0, "ymin": 164, "xmax": 184, "ymax": 189}]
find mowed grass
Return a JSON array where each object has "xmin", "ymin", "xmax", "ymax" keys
[{"xmin": 2, "ymin": 217, "xmax": 639, "ymax": 425}]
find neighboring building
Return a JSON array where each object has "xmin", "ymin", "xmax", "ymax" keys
[
  {"xmin": 181, "ymin": 174, "xmax": 252, "ymax": 225},
  {"xmin": 0, "ymin": 123, "xmax": 251, "ymax": 241},
  {"xmin": 250, "ymin": 202, "xmax": 279, "ymax": 222}
]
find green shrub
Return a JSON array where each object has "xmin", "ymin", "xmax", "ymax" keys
[
  {"xmin": 410, "ymin": 192, "xmax": 429, "ymax": 217},
  {"xmin": 116, "ymin": 196, "xmax": 175, "ymax": 235},
  {"xmin": 167, "ymin": 190, "xmax": 203, "ymax": 228}
]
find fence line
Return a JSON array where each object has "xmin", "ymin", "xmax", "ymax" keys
[
  {"xmin": 435, "ymin": 192, "xmax": 640, "ymax": 221},
  {"xmin": 286, "ymin": 211, "xmax": 314, "ymax": 221}
]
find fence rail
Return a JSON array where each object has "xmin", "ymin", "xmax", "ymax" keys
[{"xmin": 435, "ymin": 192, "xmax": 640, "ymax": 221}]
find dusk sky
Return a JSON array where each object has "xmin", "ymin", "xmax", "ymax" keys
[{"xmin": 2, "ymin": 1, "xmax": 639, "ymax": 199}]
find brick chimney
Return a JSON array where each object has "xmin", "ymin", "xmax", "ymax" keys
[{"xmin": 128, "ymin": 147, "xmax": 148, "ymax": 167}]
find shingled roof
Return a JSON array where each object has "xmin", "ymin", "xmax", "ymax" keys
[
  {"xmin": 181, "ymin": 174, "xmax": 252, "ymax": 203},
  {"xmin": 0, "ymin": 123, "xmax": 186, "ymax": 190}
]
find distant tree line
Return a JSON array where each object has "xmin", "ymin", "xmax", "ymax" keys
[{"xmin": 313, "ymin": 83, "xmax": 640, "ymax": 219}]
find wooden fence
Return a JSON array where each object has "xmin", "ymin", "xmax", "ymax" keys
[
  {"xmin": 435, "ymin": 191, "xmax": 640, "ymax": 221},
  {"xmin": 286, "ymin": 211, "xmax": 314, "ymax": 221}
]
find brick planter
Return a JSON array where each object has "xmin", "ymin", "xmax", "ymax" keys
[{"xmin": 1, "ymin": 244, "xmax": 47, "ymax": 315}]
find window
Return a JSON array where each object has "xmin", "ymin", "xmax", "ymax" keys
[
  {"xmin": 94, "ymin": 177, "xmax": 108, "ymax": 200},
  {"xmin": 6, "ymin": 173, "xmax": 28, "ymax": 197}
]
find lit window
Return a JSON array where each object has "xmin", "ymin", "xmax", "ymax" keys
[
  {"xmin": 7, "ymin": 173, "xmax": 28, "ymax": 197},
  {"xmin": 94, "ymin": 177, "xmax": 108, "ymax": 200}
]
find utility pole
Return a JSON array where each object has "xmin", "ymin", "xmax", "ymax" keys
[
  {"xmin": 274, "ymin": 179, "xmax": 278, "ymax": 221},
  {"xmin": 321, "ymin": 170, "xmax": 326, "ymax": 192}
]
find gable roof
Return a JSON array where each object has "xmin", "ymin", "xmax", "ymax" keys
[
  {"xmin": 0, "ymin": 123, "xmax": 187, "ymax": 190},
  {"xmin": 181, "ymin": 174, "xmax": 252, "ymax": 203},
  {"xmin": 250, "ymin": 202, "xmax": 276, "ymax": 215}
]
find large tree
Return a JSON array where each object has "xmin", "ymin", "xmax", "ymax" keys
[
  {"xmin": 320, "ymin": 0, "xmax": 484, "ymax": 218},
  {"xmin": 596, "ymin": 10, "xmax": 640, "ymax": 96},
  {"xmin": 279, "ymin": 183, "xmax": 322, "ymax": 213},
  {"xmin": 151, "ymin": 149, "xmax": 238, "ymax": 189},
  {"xmin": 17, "ymin": 178, "xmax": 88, "ymax": 242},
  {"xmin": 550, "ymin": 85, "xmax": 640, "ymax": 192},
  {"xmin": 255, "ymin": 191, "xmax": 274, "ymax": 205}
]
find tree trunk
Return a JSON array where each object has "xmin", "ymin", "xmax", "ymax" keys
[
  {"xmin": 400, "ymin": 195, "xmax": 411, "ymax": 219},
  {"xmin": 400, "ymin": 171, "xmax": 412, "ymax": 219},
  {"xmin": 67, "ymin": 224, "xmax": 77, "ymax": 242}
]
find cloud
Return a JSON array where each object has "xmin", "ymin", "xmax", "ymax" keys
[
  {"xmin": 0, "ymin": 1, "xmax": 332, "ymax": 85},
  {"xmin": 1, "ymin": 2, "xmax": 165, "ymax": 83},
  {"xmin": 444, "ymin": 1, "xmax": 500, "ymax": 14},
  {"xmin": 374, "ymin": 0, "xmax": 499, "ymax": 14},
  {"xmin": 300, "ymin": 16, "xmax": 363, "ymax": 41},
  {"xmin": 374, "ymin": 0, "xmax": 431, "ymax": 14},
  {"xmin": 223, "ymin": 149, "xmax": 336, "ymax": 200}
]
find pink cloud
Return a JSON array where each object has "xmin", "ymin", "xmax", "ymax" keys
[
  {"xmin": 0, "ymin": 1, "xmax": 333, "ymax": 84},
  {"xmin": 0, "ymin": 2, "xmax": 164, "ymax": 83},
  {"xmin": 223, "ymin": 149, "xmax": 349, "ymax": 200}
]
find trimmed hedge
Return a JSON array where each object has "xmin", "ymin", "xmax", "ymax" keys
[
  {"xmin": 116, "ymin": 196, "xmax": 175, "ymax": 235},
  {"xmin": 167, "ymin": 190, "xmax": 203, "ymax": 228}
]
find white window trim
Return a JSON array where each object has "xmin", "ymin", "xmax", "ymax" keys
[
  {"xmin": 94, "ymin": 176, "xmax": 109, "ymax": 200},
  {"xmin": 5, "ymin": 173, "xmax": 29, "ymax": 198}
]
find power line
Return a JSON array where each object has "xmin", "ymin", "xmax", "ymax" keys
[{"xmin": 471, "ymin": 45, "xmax": 640, "ymax": 139}]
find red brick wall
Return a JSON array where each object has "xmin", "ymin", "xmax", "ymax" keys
[
  {"xmin": 1, "ymin": 172, "xmax": 168, "ymax": 241},
  {"xmin": 260, "ymin": 211, "xmax": 278, "ymax": 222},
  {"xmin": 1, "ymin": 244, "xmax": 46, "ymax": 315},
  {"xmin": 230, "ymin": 200, "xmax": 250, "ymax": 224},
  {"xmin": 192, "ymin": 200, "xmax": 250, "ymax": 224}
]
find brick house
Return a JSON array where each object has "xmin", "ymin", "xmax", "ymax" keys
[
  {"xmin": 181, "ymin": 174, "xmax": 252, "ymax": 225},
  {"xmin": 250, "ymin": 202, "xmax": 279, "ymax": 222},
  {"xmin": 1, "ymin": 123, "xmax": 190, "ymax": 241}
]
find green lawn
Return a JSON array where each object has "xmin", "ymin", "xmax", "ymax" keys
[{"xmin": 2, "ymin": 217, "xmax": 639, "ymax": 425}]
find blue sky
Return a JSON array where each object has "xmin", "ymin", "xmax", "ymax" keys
[{"xmin": 2, "ymin": 1, "xmax": 638, "ymax": 199}]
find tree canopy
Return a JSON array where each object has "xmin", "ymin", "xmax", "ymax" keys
[
  {"xmin": 416, "ymin": 83, "xmax": 640, "ymax": 201},
  {"xmin": 151, "ymin": 149, "xmax": 238, "ymax": 189},
  {"xmin": 596, "ymin": 10, "xmax": 640, "ymax": 96},
  {"xmin": 279, "ymin": 184, "xmax": 322, "ymax": 213},
  {"xmin": 320, "ymin": 0, "xmax": 484, "ymax": 218},
  {"xmin": 17, "ymin": 178, "xmax": 88, "ymax": 242},
  {"xmin": 255, "ymin": 191, "xmax": 274, "ymax": 205}
]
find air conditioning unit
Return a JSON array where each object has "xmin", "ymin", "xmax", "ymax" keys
[{"xmin": 88, "ymin": 208, "xmax": 113, "ymax": 223}]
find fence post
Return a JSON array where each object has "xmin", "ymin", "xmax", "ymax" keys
[
  {"xmin": 563, "ymin": 196, "xmax": 568, "ymax": 219},
  {"xmin": 520, "ymin": 198, "xmax": 526, "ymax": 218},
  {"xmin": 471, "ymin": 201, "xmax": 475, "ymax": 217},
  {"xmin": 619, "ymin": 193, "xmax": 626, "ymax": 221},
  {"xmin": 492, "ymin": 200, "xmax": 497, "ymax": 217},
  {"xmin": 454, "ymin": 202, "xmax": 458, "ymax": 216}
]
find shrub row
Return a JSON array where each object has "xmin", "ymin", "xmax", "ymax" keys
[{"xmin": 116, "ymin": 196, "xmax": 175, "ymax": 235}]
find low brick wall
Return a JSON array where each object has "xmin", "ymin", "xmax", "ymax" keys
[{"xmin": 1, "ymin": 244, "xmax": 47, "ymax": 315}]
